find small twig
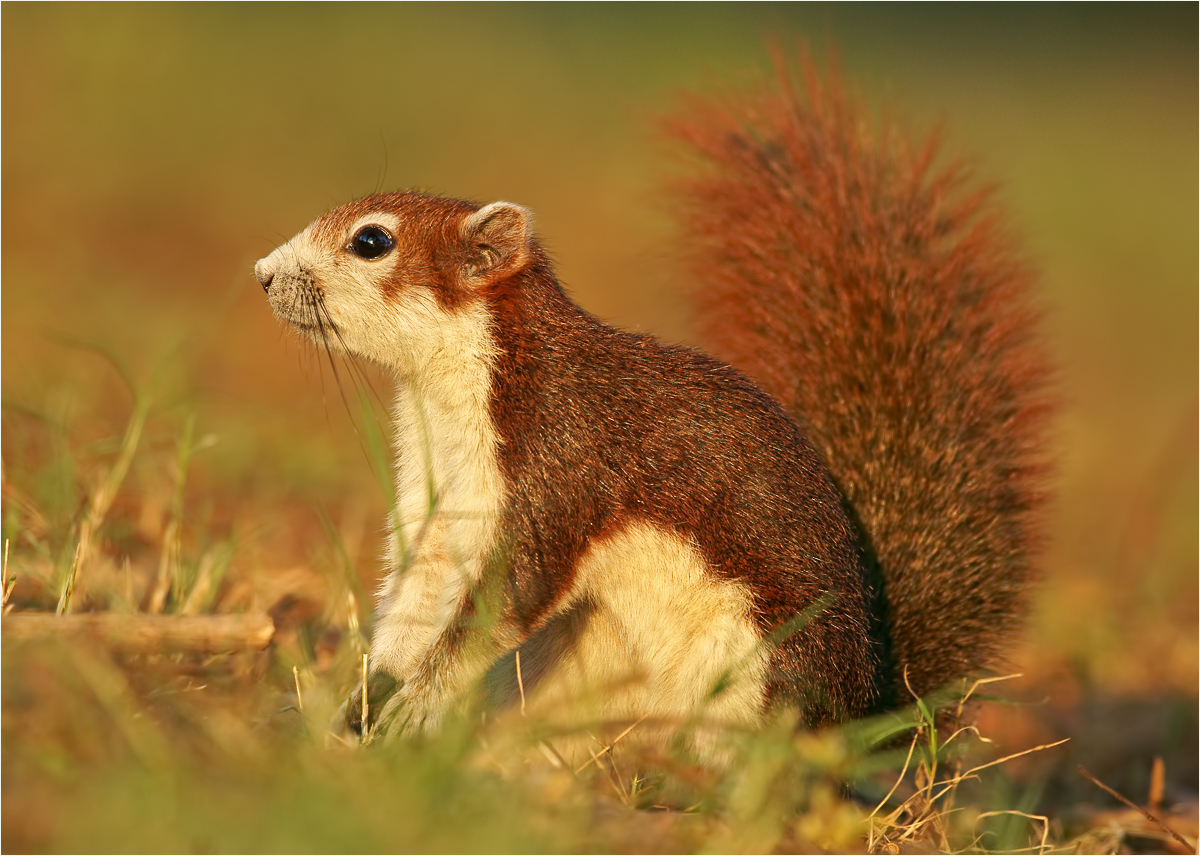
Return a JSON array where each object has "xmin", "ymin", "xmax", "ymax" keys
[
  {"xmin": 515, "ymin": 649, "xmax": 526, "ymax": 717},
  {"xmin": 3, "ymin": 612, "xmax": 274, "ymax": 653},
  {"xmin": 1078, "ymin": 765, "xmax": 1194, "ymax": 854}
]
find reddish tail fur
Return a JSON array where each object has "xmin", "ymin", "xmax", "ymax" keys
[{"xmin": 664, "ymin": 54, "xmax": 1054, "ymax": 705}]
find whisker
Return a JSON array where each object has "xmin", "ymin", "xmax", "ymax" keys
[
  {"xmin": 321, "ymin": 301, "xmax": 388, "ymax": 417},
  {"xmin": 311, "ymin": 295, "xmax": 356, "ymax": 421},
  {"xmin": 309, "ymin": 292, "xmax": 391, "ymax": 473},
  {"xmin": 279, "ymin": 276, "xmax": 396, "ymax": 503},
  {"xmin": 375, "ymin": 135, "xmax": 390, "ymax": 195}
]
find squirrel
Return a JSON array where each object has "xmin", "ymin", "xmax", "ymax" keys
[{"xmin": 253, "ymin": 60, "xmax": 1052, "ymax": 746}]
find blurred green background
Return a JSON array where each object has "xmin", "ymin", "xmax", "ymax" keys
[{"xmin": 3, "ymin": 0, "xmax": 1196, "ymax": 812}]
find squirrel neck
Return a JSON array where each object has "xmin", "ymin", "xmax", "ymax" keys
[
  {"xmin": 386, "ymin": 296, "xmax": 504, "ymax": 560},
  {"xmin": 484, "ymin": 257, "xmax": 623, "ymax": 395}
]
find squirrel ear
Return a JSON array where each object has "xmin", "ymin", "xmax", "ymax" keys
[{"xmin": 461, "ymin": 201, "xmax": 533, "ymax": 285}]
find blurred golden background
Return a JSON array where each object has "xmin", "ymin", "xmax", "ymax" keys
[{"xmin": 3, "ymin": 3, "xmax": 1196, "ymax": 840}]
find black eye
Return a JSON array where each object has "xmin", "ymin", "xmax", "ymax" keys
[{"xmin": 349, "ymin": 225, "xmax": 395, "ymax": 260}]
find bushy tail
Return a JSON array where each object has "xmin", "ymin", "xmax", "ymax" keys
[{"xmin": 664, "ymin": 52, "xmax": 1054, "ymax": 704}]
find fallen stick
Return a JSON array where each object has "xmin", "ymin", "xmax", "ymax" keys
[
  {"xmin": 1078, "ymin": 765, "xmax": 1195, "ymax": 854},
  {"xmin": 2, "ymin": 612, "xmax": 275, "ymax": 654}
]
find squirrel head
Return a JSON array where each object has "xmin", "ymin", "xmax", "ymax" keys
[{"xmin": 254, "ymin": 192, "xmax": 535, "ymax": 369}]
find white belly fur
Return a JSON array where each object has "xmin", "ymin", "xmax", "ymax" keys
[{"xmin": 371, "ymin": 359, "xmax": 505, "ymax": 681}]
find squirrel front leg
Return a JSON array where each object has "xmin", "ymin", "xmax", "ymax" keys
[
  {"xmin": 344, "ymin": 531, "xmax": 522, "ymax": 737},
  {"xmin": 341, "ymin": 547, "xmax": 450, "ymax": 736}
]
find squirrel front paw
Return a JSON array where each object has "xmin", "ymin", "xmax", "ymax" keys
[{"xmin": 340, "ymin": 670, "xmax": 400, "ymax": 737}]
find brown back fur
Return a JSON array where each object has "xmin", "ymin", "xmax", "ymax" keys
[{"xmin": 482, "ymin": 258, "xmax": 882, "ymax": 723}]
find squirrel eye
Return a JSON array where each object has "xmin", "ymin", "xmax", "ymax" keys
[{"xmin": 349, "ymin": 225, "xmax": 395, "ymax": 260}]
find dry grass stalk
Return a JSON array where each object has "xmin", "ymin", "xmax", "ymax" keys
[
  {"xmin": 178, "ymin": 551, "xmax": 220, "ymax": 616},
  {"xmin": 293, "ymin": 665, "xmax": 304, "ymax": 713},
  {"xmin": 515, "ymin": 649, "xmax": 526, "ymax": 717},
  {"xmin": 974, "ymin": 810, "xmax": 1052, "ymax": 854},
  {"xmin": 869, "ymin": 671, "xmax": 1070, "ymax": 853},
  {"xmin": 148, "ymin": 518, "xmax": 180, "ymax": 613},
  {"xmin": 2, "ymin": 539, "xmax": 14, "ymax": 616},
  {"xmin": 346, "ymin": 589, "xmax": 366, "ymax": 655},
  {"xmin": 574, "ymin": 714, "xmax": 649, "ymax": 775},
  {"xmin": 536, "ymin": 740, "xmax": 569, "ymax": 770},
  {"xmin": 1149, "ymin": 756, "xmax": 1166, "ymax": 815},
  {"xmin": 938, "ymin": 738, "xmax": 1069, "ymax": 791},
  {"xmin": 55, "ymin": 541, "xmax": 84, "ymax": 615},
  {"xmin": 57, "ymin": 391, "xmax": 151, "ymax": 615},
  {"xmin": 361, "ymin": 652, "xmax": 369, "ymax": 742},
  {"xmin": 867, "ymin": 729, "xmax": 922, "ymax": 850}
]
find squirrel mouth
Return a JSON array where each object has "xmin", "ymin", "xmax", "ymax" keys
[
  {"xmin": 290, "ymin": 317, "xmax": 339, "ymax": 338},
  {"xmin": 266, "ymin": 289, "xmax": 335, "ymax": 337},
  {"xmin": 268, "ymin": 304, "xmax": 337, "ymax": 339}
]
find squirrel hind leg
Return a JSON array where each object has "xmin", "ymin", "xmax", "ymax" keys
[{"xmin": 491, "ymin": 520, "xmax": 773, "ymax": 754}]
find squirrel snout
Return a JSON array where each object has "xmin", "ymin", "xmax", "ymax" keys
[{"xmin": 253, "ymin": 260, "xmax": 274, "ymax": 292}]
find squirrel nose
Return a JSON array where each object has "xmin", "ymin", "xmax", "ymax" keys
[{"xmin": 254, "ymin": 260, "xmax": 274, "ymax": 292}]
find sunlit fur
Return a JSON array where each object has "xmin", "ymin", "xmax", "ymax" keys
[{"xmin": 257, "ymin": 62, "xmax": 1051, "ymax": 751}]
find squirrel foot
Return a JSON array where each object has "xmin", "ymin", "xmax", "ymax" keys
[{"xmin": 339, "ymin": 670, "xmax": 400, "ymax": 738}]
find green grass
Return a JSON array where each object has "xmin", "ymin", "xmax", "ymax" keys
[
  {"xmin": 1, "ymin": 369, "xmax": 1090, "ymax": 854},
  {"xmin": 1, "ymin": 622, "xmax": 1057, "ymax": 852}
]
